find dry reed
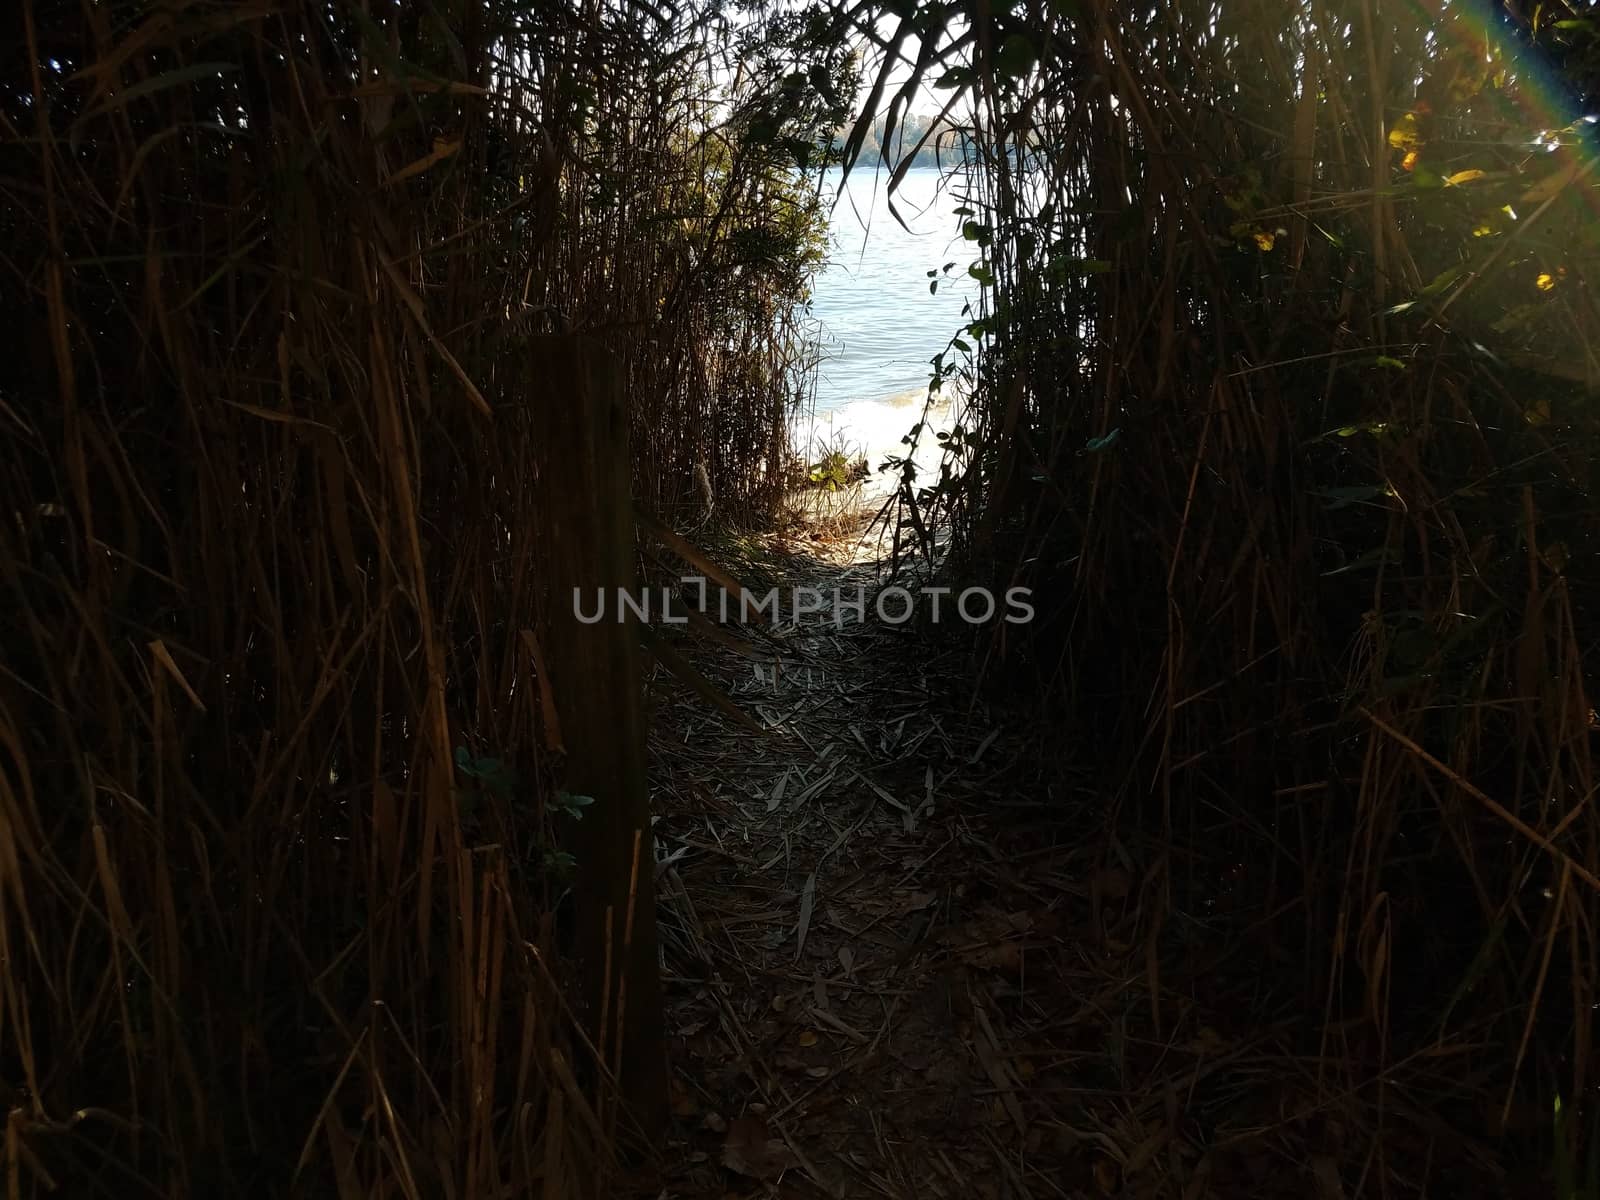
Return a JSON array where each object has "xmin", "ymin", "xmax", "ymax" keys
[
  {"xmin": 0, "ymin": 0, "xmax": 836, "ymax": 1194},
  {"xmin": 846, "ymin": 0, "xmax": 1600, "ymax": 1189}
]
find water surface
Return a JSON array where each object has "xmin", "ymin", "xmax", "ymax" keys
[
  {"xmin": 810, "ymin": 166, "xmax": 976, "ymax": 409},
  {"xmin": 800, "ymin": 166, "xmax": 979, "ymax": 492}
]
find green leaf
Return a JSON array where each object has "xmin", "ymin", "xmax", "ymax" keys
[
  {"xmin": 554, "ymin": 790, "xmax": 596, "ymax": 820},
  {"xmin": 454, "ymin": 746, "xmax": 519, "ymax": 800},
  {"xmin": 1332, "ymin": 421, "xmax": 1390, "ymax": 438},
  {"xmin": 996, "ymin": 33, "xmax": 1038, "ymax": 78},
  {"xmin": 1084, "ymin": 429, "xmax": 1121, "ymax": 452},
  {"xmin": 1419, "ymin": 264, "xmax": 1466, "ymax": 297}
]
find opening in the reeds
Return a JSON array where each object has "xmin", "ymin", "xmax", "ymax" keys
[{"xmin": 3, "ymin": 1, "xmax": 1597, "ymax": 1197}]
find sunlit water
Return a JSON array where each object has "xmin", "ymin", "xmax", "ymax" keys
[{"xmin": 796, "ymin": 166, "xmax": 979, "ymax": 498}]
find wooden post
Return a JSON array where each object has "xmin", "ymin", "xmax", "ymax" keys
[{"xmin": 528, "ymin": 334, "xmax": 666, "ymax": 1138}]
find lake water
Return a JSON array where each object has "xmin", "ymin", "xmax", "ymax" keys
[{"xmin": 797, "ymin": 166, "xmax": 978, "ymax": 494}]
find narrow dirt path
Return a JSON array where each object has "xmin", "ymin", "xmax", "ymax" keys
[
  {"xmin": 634, "ymin": 518, "xmax": 1521, "ymax": 1200},
  {"xmin": 642, "ymin": 520, "xmax": 1125, "ymax": 1200}
]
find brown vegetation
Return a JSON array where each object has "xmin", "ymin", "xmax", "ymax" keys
[
  {"xmin": 0, "ymin": 0, "xmax": 836, "ymax": 1194},
  {"xmin": 854, "ymin": 0, "xmax": 1600, "ymax": 1191}
]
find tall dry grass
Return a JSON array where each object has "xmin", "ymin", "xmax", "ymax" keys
[
  {"xmin": 0, "ymin": 0, "xmax": 836, "ymax": 1194},
  {"xmin": 848, "ymin": 0, "xmax": 1600, "ymax": 1187}
]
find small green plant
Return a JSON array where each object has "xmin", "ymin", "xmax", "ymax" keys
[
  {"xmin": 540, "ymin": 794, "xmax": 593, "ymax": 880},
  {"xmin": 806, "ymin": 445, "xmax": 867, "ymax": 491},
  {"xmin": 542, "ymin": 848, "xmax": 577, "ymax": 877},
  {"xmin": 454, "ymin": 746, "xmax": 520, "ymax": 820},
  {"xmin": 454, "ymin": 746, "xmax": 519, "ymax": 802},
  {"xmin": 454, "ymin": 748, "xmax": 587, "ymax": 880},
  {"xmin": 552, "ymin": 790, "xmax": 595, "ymax": 820}
]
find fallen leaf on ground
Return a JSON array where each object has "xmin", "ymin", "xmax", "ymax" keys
[
  {"xmin": 1030, "ymin": 909, "xmax": 1063, "ymax": 934},
  {"xmin": 939, "ymin": 909, "xmax": 1033, "ymax": 946},
  {"xmin": 1094, "ymin": 1156, "xmax": 1120, "ymax": 1195},
  {"xmin": 670, "ymin": 1078, "xmax": 698, "ymax": 1117},
  {"xmin": 961, "ymin": 941, "xmax": 1023, "ymax": 972},
  {"xmin": 722, "ymin": 1115, "xmax": 798, "ymax": 1180}
]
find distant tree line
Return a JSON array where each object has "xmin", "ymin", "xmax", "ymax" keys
[{"xmin": 831, "ymin": 111, "xmax": 970, "ymax": 170}]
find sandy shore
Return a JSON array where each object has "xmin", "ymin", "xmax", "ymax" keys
[{"xmin": 793, "ymin": 387, "xmax": 959, "ymax": 502}]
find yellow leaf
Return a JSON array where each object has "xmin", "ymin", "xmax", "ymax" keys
[
  {"xmin": 1447, "ymin": 60, "xmax": 1492, "ymax": 103},
  {"xmin": 1253, "ymin": 229, "xmax": 1276, "ymax": 251},
  {"xmin": 1094, "ymin": 1157, "xmax": 1121, "ymax": 1196},
  {"xmin": 1471, "ymin": 223, "xmax": 1496, "ymax": 237},
  {"xmin": 1536, "ymin": 272, "xmax": 1556, "ymax": 292},
  {"xmin": 385, "ymin": 136, "xmax": 461, "ymax": 187},
  {"xmin": 1388, "ymin": 112, "xmax": 1424, "ymax": 152},
  {"xmin": 1445, "ymin": 169, "xmax": 1486, "ymax": 186},
  {"xmin": 797, "ymin": 1030, "xmax": 817, "ymax": 1047},
  {"xmin": 1402, "ymin": 149, "xmax": 1420, "ymax": 172},
  {"xmin": 149, "ymin": 639, "xmax": 207, "ymax": 712}
]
